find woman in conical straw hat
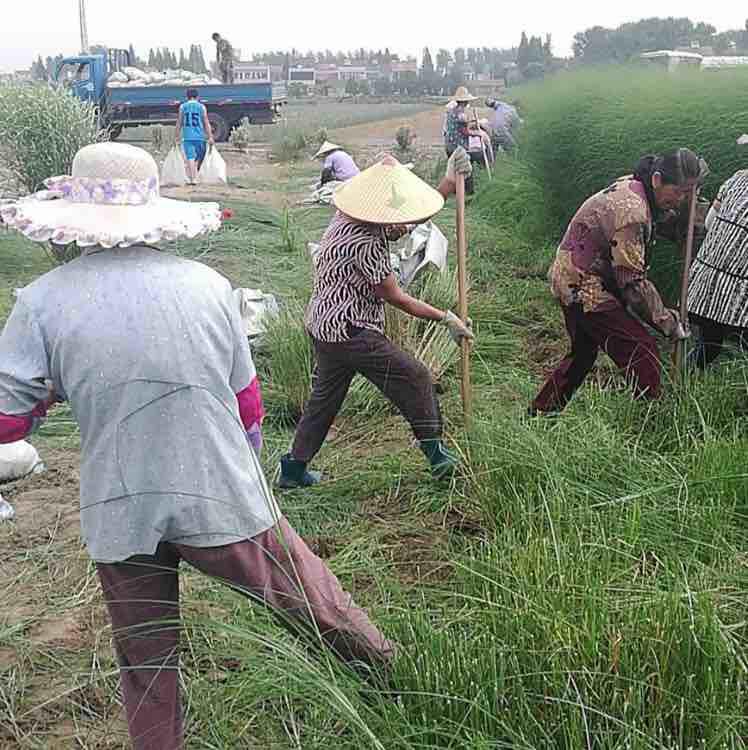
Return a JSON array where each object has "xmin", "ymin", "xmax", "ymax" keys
[
  {"xmin": 314, "ymin": 140, "xmax": 360, "ymax": 186},
  {"xmin": 444, "ymin": 86, "xmax": 482, "ymax": 192},
  {"xmin": 0, "ymin": 142, "xmax": 394, "ymax": 750},
  {"xmin": 279, "ymin": 148, "xmax": 475, "ymax": 489}
]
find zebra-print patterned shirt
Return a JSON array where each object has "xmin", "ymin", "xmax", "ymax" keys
[
  {"xmin": 689, "ymin": 170, "xmax": 748, "ymax": 328},
  {"xmin": 305, "ymin": 212, "xmax": 392, "ymax": 343}
]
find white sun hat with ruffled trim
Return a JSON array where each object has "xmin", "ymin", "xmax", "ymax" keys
[{"xmin": 0, "ymin": 143, "xmax": 221, "ymax": 249}]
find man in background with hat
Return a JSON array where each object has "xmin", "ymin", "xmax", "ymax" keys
[
  {"xmin": 315, "ymin": 141, "xmax": 360, "ymax": 186},
  {"xmin": 279, "ymin": 149, "xmax": 475, "ymax": 490},
  {"xmin": 0, "ymin": 142, "xmax": 394, "ymax": 750}
]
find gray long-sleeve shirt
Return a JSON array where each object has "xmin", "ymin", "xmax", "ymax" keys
[{"xmin": 0, "ymin": 245, "xmax": 278, "ymax": 562}]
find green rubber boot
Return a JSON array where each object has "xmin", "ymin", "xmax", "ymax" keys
[
  {"xmin": 419, "ymin": 439, "xmax": 459, "ymax": 480},
  {"xmin": 278, "ymin": 454, "xmax": 322, "ymax": 490}
]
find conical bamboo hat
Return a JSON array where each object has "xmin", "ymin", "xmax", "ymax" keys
[
  {"xmin": 314, "ymin": 141, "xmax": 341, "ymax": 158},
  {"xmin": 452, "ymin": 86, "xmax": 478, "ymax": 102},
  {"xmin": 333, "ymin": 156, "xmax": 445, "ymax": 225}
]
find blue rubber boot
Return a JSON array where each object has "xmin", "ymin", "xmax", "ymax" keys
[
  {"xmin": 419, "ymin": 439, "xmax": 459, "ymax": 480},
  {"xmin": 279, "ymin": 454, "xmax": 322, "ymax": 489}
]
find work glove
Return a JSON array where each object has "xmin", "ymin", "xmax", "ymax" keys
[
  {"xmin": 669, "ymin": 310, "xmax": 690, "ymax": 341},
  {"xmin": 247, "ymin": 423, "xmax": 263, "ymax": 458},
  {"xmin": 446, "ymin": 147, "xmax": 472, "ymax": 181},
  {"xmin": 443, "ymin": 310, "xmax": 475, "ymax": 344}
]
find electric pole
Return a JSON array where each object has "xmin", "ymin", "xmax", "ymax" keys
[{"xmin": 79, "ymin": 0, "xmax": 89, "ymax": 54}]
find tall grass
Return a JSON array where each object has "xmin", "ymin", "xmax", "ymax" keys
[
  {"xmin": 0, "ymin": 84, "xmax": 105, "ymax": 195},
  {"xmin": 259, "ymin": 269, "xmax": 460, "ymax": 422},
  {"xmin": 514, "ymin": 66, "xmax": 748, "ymax": 234}
]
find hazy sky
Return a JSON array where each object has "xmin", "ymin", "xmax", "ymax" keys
[{"xmin": 1, "ymin": 2, "xmax": 745, "ymax": 71}]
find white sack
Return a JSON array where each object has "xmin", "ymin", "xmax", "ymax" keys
[
  {"xmin": 198, "ymin": 146, "xmax": 227, "ymax": 184},
  {"xmin": 0, "ymin": 441, "xmax": 44, "ymax": 483},
  {"xmin": 161, "ymin": 146, "xmax": 188, "ymax": 187}
]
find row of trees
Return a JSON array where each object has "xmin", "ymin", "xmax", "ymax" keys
[
  {"xmin": 574, "ymin": 17, "xmax": 748, "ymax": 63},
  {"xmin": 144, "ymin": 45, "xmax": 210, "ymax": 74}
]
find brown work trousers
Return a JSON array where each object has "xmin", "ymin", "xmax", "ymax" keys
[
  {"xmin": 292, "ymin": 328, "xmax": 442, "ymax": 463},
  {"xmin": 97, "ymin": 518, "xmax": 393, "ymax": 750}
]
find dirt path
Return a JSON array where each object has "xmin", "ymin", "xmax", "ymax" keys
[{"xmin": 331, "ymin": 108, "xmax": 445, "ymax": 147}]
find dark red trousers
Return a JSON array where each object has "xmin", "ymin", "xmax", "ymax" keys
[{"xmin": 532, "ymin": 304, "xmax": 662, "ymax": 413}]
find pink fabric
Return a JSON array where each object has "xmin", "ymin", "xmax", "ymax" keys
[
  {"xmin": 235, "ymin": 376, "xmax": 264, "ymax": 430},
  {"xmin": 0, "ymin": 401, "xmax": 47, "ymax": 444}
]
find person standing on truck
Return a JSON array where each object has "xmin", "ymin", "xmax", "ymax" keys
[
  {"xmin": 176, "ymin": 88, "xmax": 214, "ymax": 185},
  {"xmin": 212, "ymin": 33, "xmax": 235, "ymax": 84}
]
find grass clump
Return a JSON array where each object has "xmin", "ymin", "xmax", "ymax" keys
[{"xmin": 0, "ymin": 84, "xmax": 105, "ymax": 195}]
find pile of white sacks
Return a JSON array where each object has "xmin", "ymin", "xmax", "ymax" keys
[{"xmin": 108, "ymin": 66, "xmax": 223, "ymax": 89}]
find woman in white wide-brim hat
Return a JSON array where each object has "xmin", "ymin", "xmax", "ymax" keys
[
  {"xmin": 314, "ymin": 140, "xmax": 360, "ymax": 186},
  {"xmin": 279, "ymin": 148, "xmax": 475, "ymax": 489},
  {"xmin": 0, "ymin": 142, "xmax": 394, "ymax": 750}
]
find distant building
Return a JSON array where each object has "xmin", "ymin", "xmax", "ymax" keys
[
  {"xmin": 388, "ymin": 60, "xmax": 418, "ymax": 83},
  {"xmin": 640, "ymin": 50, "xmax": 703, "ymax": 72},
  {"xmin": 234, "ymin": 63, "xmax": 284, "ymax": 83},
  {"xmin": 337, "ymin": 65, "xmax": 367, "ymax": 82},
  {"xmin": 701, "ymin": 56, "xmax": 748, "ymax": 71}
]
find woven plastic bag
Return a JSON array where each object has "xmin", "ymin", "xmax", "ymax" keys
[
  {"xmin": 161, "ymin": 146, "xmax": 187, "ymax": 187},
  {"xmin": 0, "ymin": 495, "xmax": 14, "ymax": 522},
  {"xmin": 0, "ymin": 441, "xmax": 44, "ymax": 483},
  {"xmin": 198, "ymin": 145, "xmax": 227, "ymax": 185}
]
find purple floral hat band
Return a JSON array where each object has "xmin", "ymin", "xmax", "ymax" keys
[{"xmin": 44, "ymin": 175, "xmax": 160, "ymax": 206}]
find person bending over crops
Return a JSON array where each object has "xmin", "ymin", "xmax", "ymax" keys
[
  {"xmin": 278, "ymin": 149, "xmax": 475, "ymax": 489},
  {"xmin": 688, "ymin": 166, "xmax": 748, "ymax": 368},
  {"xmin": 531, "ymin": 148, "xmax": 707, "ymax": 415},
  {"xmin": 176, "ymin": 88, "xmax": 214, "ymax": 185},
  {"xmin": 0, "ymin": 143, "xmax": 394, "ymax": 750},
  {"xmin": 314, "ymin": 140, "xmax": 360, "ymax": 186},
  {"xmin": 485, "ymin": 97, "xmax": 522, "ymax": 153}
]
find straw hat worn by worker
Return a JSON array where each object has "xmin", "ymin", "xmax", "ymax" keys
[
  {"xmin": 687, "ymin": 135, "xmax": 748, "ymax": 368},
  {"xmin": 0, "ymin": 142, "xmax": 394, "ymax": 750},
  {"xmin": 279, "ymin": 148, "xmax": 475, "ymax": 490},
  {"xmin": 314, "ymin": 140, "xmax": 360, "ymax": 186},
  {"xmin": 444, "ymin": 86, "xmax": 478, "ymax": 158}
]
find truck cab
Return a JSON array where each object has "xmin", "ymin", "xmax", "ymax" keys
[{"xmin": 56, "ymin": 49, "xmax": 130, "ymax": 107}]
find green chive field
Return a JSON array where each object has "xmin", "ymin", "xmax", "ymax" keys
[{"xmin": 1, "ymin": 69, "xmax": 747, "ymax": 748}]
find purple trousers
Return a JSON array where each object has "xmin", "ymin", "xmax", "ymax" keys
[
  {"xmin": 97, "ymin": 518, "xmax": 394, "ymax": 750},
  {"xmin": 532, "ymin": 304, "xmax": 662, "ymax": 413}
]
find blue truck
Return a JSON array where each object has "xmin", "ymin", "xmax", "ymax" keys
[{"xmin": 56, "ymin": 49, "xmax": 286, "ymax": 142}]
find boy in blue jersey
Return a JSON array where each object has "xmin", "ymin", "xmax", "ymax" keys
[{"xmin": 176, "ymin": 88, "xmax": 215, "ymax": 185}]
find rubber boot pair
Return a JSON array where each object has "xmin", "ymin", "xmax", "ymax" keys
[
  {"xmin": 279, "ymin": 441, "xmax": 458, "ymax": 490},
  {"xmin": 419, "ymin": 439, "xmax": 459, "ymax": 480},
  {"xmin": 279, "ymin": 454, "xmax": 322, "ymax": 490}
]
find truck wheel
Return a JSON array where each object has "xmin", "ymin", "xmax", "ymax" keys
[
  {"xmin": 208, "ymin": 114, "xmax": 229, "ymax": 143},
  {"xmin": 108, "ymin": 124, "xmax": 123, "ymax": 141}
]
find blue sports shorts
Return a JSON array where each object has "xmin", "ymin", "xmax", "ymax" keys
[{"xmin": 183, "ymin": 141, "xmax": 207, "ymax": 163}]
